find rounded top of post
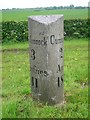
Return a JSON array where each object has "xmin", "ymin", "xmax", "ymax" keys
[{"xmin": 28, "ymin": 15, "xmax": 63, "ymax": 25}]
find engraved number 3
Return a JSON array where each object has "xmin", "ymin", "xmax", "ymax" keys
[{"xmin": 31, "ymin": 49, "xmax": 35, "ymax": 60}]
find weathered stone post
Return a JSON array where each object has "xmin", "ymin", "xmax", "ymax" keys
[{"xmin": 28, "ymin": 15, "xmax": 64, "ymax": 105}]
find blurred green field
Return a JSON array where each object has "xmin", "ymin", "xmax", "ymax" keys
[
  {"xmin": 2, "ymin": 9, "xmax": 88, "ymax": 21},
  {"xmin": 2, "ymin": 38, "xmax": 88, "ymax": 118}
]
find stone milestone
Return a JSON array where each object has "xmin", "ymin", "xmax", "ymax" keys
[{"xmin": 28, "ymin": 15, "xmax": 64, "ymax": 105}]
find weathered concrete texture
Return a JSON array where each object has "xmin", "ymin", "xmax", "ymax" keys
[{"xmin": 28, "ymin": 15, "xmax": 64, "ymax": 105}]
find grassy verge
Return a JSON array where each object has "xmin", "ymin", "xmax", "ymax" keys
[
  {"xmin": 2, "ymin": 41, "xmax": 29, "ymax": 50},
  {"xmin": 2, "ymin": 38, "xmax": 88, "ymax": 50},
  {"xmin": 2, "ymin": 38, "xmax": 88, "ymax": 118},
  {"xmin": 2, "ymin": 9, "xmax": 88, "ymax": 22}
]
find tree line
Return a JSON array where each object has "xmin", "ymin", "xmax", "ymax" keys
[{"xmin": 2, "ymin": 5, "xmax": 88, "ymax": 11}]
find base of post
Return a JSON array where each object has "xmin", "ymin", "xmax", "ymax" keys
[
  {"xmin": 32, "ymin": 94, "xmax": 65, "ymax": 106},
  {"xmin": 54, "ymin": 100, "xmax": 66, "ymax": 107}
]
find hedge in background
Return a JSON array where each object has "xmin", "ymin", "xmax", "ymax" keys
[
  {"xmin": 2, "ymin": 21, "xmax": 28, "ymax": 43},
  {"xmin": 64, "ymin": 19, "xmax": 88, "ymax": 38},
  {"xmin": 2, "ymin": 19, "xmax": 88, "ymax": 43}
]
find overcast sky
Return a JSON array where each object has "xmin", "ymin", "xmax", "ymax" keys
[{"xmin": 0, "ymin": 0, "xmax": 89, "ymax": 9}]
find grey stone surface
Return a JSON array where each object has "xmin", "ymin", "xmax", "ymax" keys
[{"xmin": 28, "ymin": 15, "xmax": 64, "ymax": 105}]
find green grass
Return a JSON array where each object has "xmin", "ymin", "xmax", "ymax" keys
[
  {"xmin": 2, "ymin": 38, "xmax": 88, "ymax": 118},
  {"xmin": 2, "ymin": 9, "xmax": 88, "ymax": 22},
  {"xmin": 2, "ymin": 41, "xmax": 29, "ymax": 50}
]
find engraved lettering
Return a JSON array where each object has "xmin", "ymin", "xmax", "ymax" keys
[
  {"xmin": 59, "ymin": 48, "xmax": 63, "ymax": 58},
  {"xmin": 40, "ymin": 70, "xmax": 43, "ymax": 74},
  {"xmin": 58, "ymin": 77, "xmax": 60, "ymax": 87},
  {"xmin": 31, "ymin": 66, "xmax": 48, "ymax": 77},
  {"xmin": 61, "ymin": 76, "xmax": 63, "ymax": 82},
  {"xmin": 31, "ymin": 49, "xmax": 35, "ymax": 60},
  {"xmin": 50, "ymin": 35, "xmax": 55, "ymax": 45},
  {"xmin": 35, "ymin": 78, "xmax": 38, "ymax": 88},
  {"xmin": 59, "ymin": 48, "xmax": 63, "ymax": 52},
  {"xmin": 30, "ymin": 37, "xmax": 47, "ymax": 47},
  {"xmin": 57, "ymin": 65, "xmax": 61, "ymax": 73},
  {"xmin": 50, "ymin": 35, "xmax": 63, "ymax": 45},
  {"xmin": 44, "ymin": 71, "xmax": 49, "ymax": 77}
]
